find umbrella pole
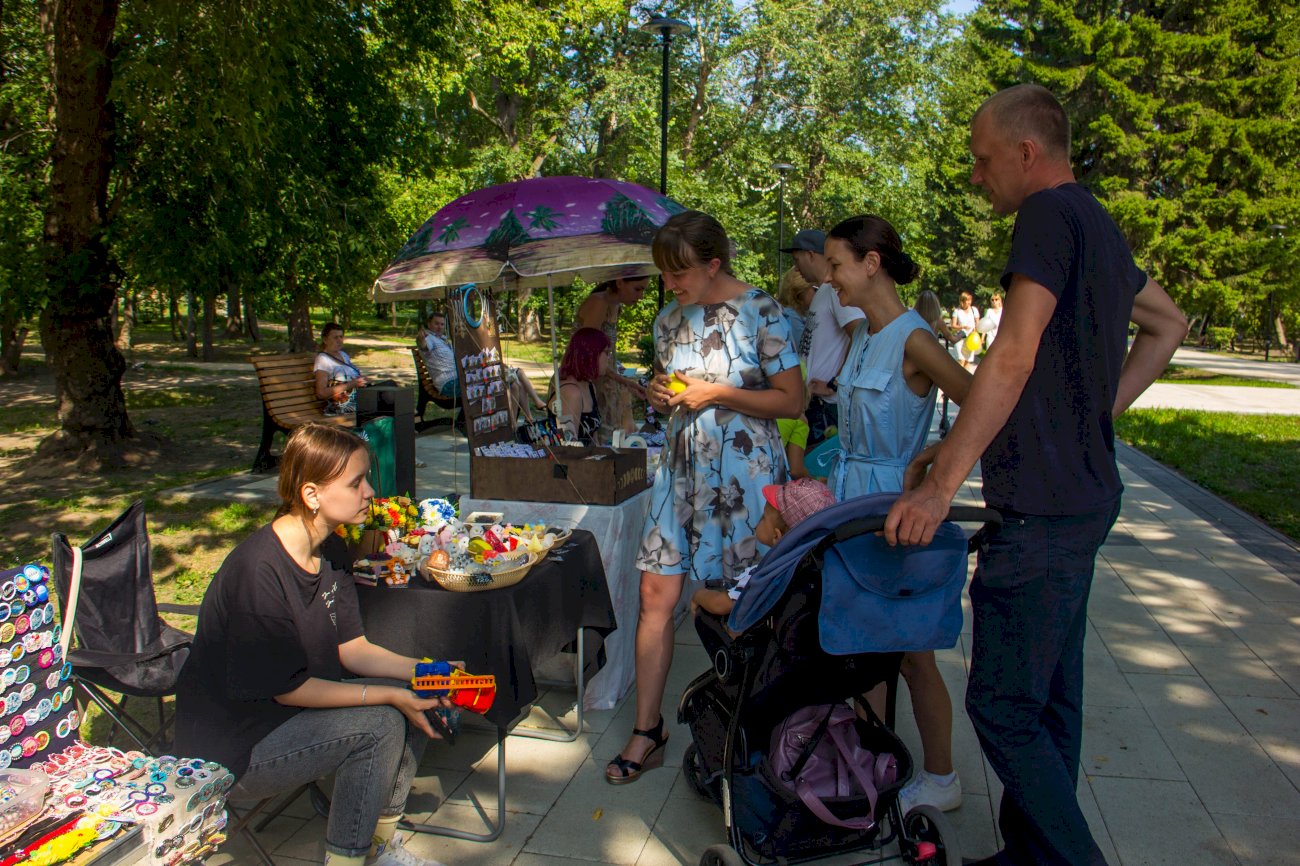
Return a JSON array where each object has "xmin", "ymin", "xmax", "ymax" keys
[{"xmin": 548, "ymin": 277, "xmax": 559, "ymax": 415}]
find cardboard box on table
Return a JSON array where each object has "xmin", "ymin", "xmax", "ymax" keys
[{"xmin": 470, "ymin": 445, "xmax": 651, "ymax": 505}]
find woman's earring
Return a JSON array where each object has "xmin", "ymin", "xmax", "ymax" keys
[{"xmin": 311, "ymin": 506, "xmax": 319, "ymax": 517}]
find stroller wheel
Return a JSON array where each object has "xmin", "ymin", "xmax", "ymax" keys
[
  {"xmin": 699, "ymin": 844, "xmax": 744, "ymax": 866},
  {"xmin": 902, "ymin": 804, "xmax": 961, "ymax": 865},
  {"xmin": 682, "ymin": 743, "xmax": 716, "ymax": 801}
]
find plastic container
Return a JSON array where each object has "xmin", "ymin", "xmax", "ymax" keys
[{"xmin": 0, "ymin": 767, "xmax": 49, "ymax": 837}]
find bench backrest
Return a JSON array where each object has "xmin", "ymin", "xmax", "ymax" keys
[
  {"xmin": 410, "ymin": 347, "xmax": 438, "ymax": 397},
  {"xmin": 250, "ymin": 352, "xmax": 351, "ymax": 429}
]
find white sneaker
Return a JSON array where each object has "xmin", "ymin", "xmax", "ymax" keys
[
  {"xmin": 898, "ymin": 770, "xmax": 963, "ymax": 813},
  {"xmin": 369, "ymin": 835, "xmax": 447, "ymax": 866}
]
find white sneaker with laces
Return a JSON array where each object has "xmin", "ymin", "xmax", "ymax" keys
[
  {"xmin": 368, "ymin": 834, "xmax": 447, "ymax": 866},
  {"xmin": 898, "ymin": 770, "xmax": 963, "ymax": 814}
]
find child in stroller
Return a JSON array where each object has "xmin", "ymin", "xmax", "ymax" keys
[
  {"xmin": 691, "ymin": 478, "xmax": 837, "ymax": 619},
  {"xmin": 679, "ymin": 491, "xmax": 997, "ymax": 866}
]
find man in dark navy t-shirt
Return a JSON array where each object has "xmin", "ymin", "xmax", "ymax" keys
[{"xmin": 885, "ymin": 85, "xmax": 1187, "ymax": 865}]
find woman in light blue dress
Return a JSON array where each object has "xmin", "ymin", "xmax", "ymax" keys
[
  {"xmin": 606, "ymin": 211, "xmax": 804, "ymax": 784},
  {"xmin": 823, "ymin": 215, "xmax": 973, "ymax": 816}
]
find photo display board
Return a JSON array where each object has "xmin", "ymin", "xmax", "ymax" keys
[{"xmin": 449, "ymin": 285, "xmax": 517, "ymax": 452}]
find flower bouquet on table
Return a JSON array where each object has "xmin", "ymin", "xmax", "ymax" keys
[{"xmin": 338, "ymin": 496, "xmax": 421, "ymax": 587}]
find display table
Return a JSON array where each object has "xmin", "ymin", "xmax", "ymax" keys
[
  {"xmin": 355, "ymin": 530, "xmax": 615, "ymax": 842},
  {"xmin": 355, "ymin": 530, "xmax": 615, "ymax": 730},
  {"xmin": 460, "ymin": 490, "xmax": 663, "ymax": 710}
]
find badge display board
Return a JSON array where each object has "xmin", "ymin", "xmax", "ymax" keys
[
  {"xmin": 0, "ymin": 564, "xmax": 74, "ymax": 770},
  {"xmin": 449, "ymin": 285, "xmax": 517, "ymax": 452}
]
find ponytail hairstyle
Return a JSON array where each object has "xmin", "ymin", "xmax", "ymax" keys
[{"xmin": 827, "ymin": 215, "xmax": 919, "ymax": 285}]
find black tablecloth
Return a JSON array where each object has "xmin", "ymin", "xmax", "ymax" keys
[{"xmin": 355, "ymin": 530, "xmax": 616, "ymax": 730}]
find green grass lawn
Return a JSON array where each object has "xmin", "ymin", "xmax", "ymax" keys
[
  {"xmin": 1115, "ymin": 409, "xmax": 1300, "ymax": 542},
  {"xmin": 1158, "ymin": 365, "xmax": 1296, "ymax": 388}
]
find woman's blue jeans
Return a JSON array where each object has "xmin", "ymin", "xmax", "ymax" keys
[
  {"xmin": 230, "ymin": 692, "xmax": 427, "ymax": 857},
  {"xmin": 965, "ymin": 501, "xmax": 1120, "ymax": 866}
]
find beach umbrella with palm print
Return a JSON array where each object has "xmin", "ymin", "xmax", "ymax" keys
[{"xmin": 372, "ymin": 176, "xmax": 687, "ymax": 299}]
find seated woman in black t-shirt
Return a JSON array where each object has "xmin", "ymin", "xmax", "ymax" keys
[{"xmin": 175, "ymin": 424, "xmax": 448, "ymax": 866}]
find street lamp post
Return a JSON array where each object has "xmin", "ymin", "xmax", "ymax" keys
[
  {"xmin": 641, "ymin": 14, "xmax": 691, "ymax": 307},
  {"xmin": 773, "ymin": 162, "xmax": 795, "ymax": 279},
  {"xmin": 1268, "ymin": 224, "xmax": 1287, "ymax": 363}
]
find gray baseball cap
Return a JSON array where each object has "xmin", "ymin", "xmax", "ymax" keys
[{"xmin": 779, "ymin": 229, "xmax": 826, "ymax": 254}]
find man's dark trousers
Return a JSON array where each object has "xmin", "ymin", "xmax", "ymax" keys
[{"xmin": 965, "ymin": 501, "xmax": 1121, "ymax": 866}]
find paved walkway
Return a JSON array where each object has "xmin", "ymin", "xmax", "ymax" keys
[
  {"xmin": 196, "ymin": 417, "xmax": 1300, "ymax": 866},
  {"xmin": 1169, "ymin": 346, "xmax": 1300, "ymax": 386}
]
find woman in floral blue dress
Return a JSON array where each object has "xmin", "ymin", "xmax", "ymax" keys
[{"xmin": 606, "ymin": 211, "xmax": 804, "ymax": 784}]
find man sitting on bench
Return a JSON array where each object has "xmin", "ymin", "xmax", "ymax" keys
[{"xmin": 417, "ymin": 311, "xmax": 545, "ymax": 421}]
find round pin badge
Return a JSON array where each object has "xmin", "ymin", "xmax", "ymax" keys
[
  {"xmin": 67, "ymin": 709, "xmax": 80, "ymax": 727},
  {"xmin": 15, "ymin": 666, "xmax": 29, "ymax": 685},
  {"xmin": 34, "ymin": 730, "xmax": 49, "ymax": 751},
  {"xmin": 51, "ymin": 624, "xmax": 61, "ymax": 644},
  {"xmin": 37, "ymin": 632, "xmax": 51, "ymax": 650},
  {"xmin": 20, "ymin": 682, "xmax": 36, "ymax": 702},
  {"xmin": 8, "ymin": 743, "xmax": 20, "ymax": 760},
  {"xmin": 0, "ymin": 604, "xmax": 9, "ymax": 625},
  {"xmin": 56, "ymin": 718, "xmax": 71, "ymax": 739},
  {"xmin": 20, "ymin": 737, "xmax": 36, "ymax": 758},
  {"xmin": 37, "ymin": 649, "xmax": 53, "ymax": 670},
  {"xmin": 13, "ymin": 615, "xmax": 28, "ymax": 636},
  {"xmin": 4, "ymin": 693, "xmax": 18, "ymax": 715},
  {"xmin": 0, "ymin": 623, "xmax": 14, "ymax": 644},
  {"xmin": 22, "ymin": 709, "xmax": 38, "ymax": 727},
  {"xmin": 20, "ymin": 591, "xmax": 35, "ymax": 610},
  {"xmin": 0, "ymin": 750, "xmax": 11, "ymax": 770},
  {"xmin": 12, "ymin": 576, "xmax": 26, "ymax": 594},
  {"xmin": 50, "ymin": 691, "xmax": 62, "ymax": 712},
  {"xmin": 22, "ymin": 565, "xmax": 40, "ymax": 583},
  {"xmin": 0, "ymin": 582, "xmax": 14, "ymax": 602},
  {"xmin": 36, "ymin": 699, "xmax": 50, "ymax": 720},
  {"xmin": 0, "ymin": 669, "xmax": 14, "ymax": 689},
  {"xmin": 7, "ymin": 716, "xmax": 22, "ymax": 737},
  {"xmin": 8, "ymin": 644, "xmax": 22, "ymax": 663},
  {"xmin": 36, "ymin": 586, "xmax": 49, "ymax": 604}
]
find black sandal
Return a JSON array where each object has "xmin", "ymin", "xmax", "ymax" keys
[{"xmin": 605, "ymin": 716, "xmax": 668, "ymax": 785}]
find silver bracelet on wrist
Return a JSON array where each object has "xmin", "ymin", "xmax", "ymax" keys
[{"xmin": 361, "ymin": 685, "xmax": 368, "ymax": 706}]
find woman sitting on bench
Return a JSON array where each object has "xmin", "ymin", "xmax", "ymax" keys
[
  {"xmin": 314, "ymin": 322, "xmax": 397, "ymax": 416},
  {"xmin": 176, "ymin": 423, "xmax": 450, "ymax": 866}
]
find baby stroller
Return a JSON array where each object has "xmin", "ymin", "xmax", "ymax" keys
[{"xmin": 678, "ymin": 492, "xmax": 999, "ymax": 866}]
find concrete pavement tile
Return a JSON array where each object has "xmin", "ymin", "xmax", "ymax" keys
[
  {"xmin": 516, "ymin": 855, "xmax": 622, "ymax": 866},
  {"xmin": 889, "ymin": 660, "xmax": 988, "ymax": 796},
  {"xmin": 1221, "ymin": 695, "xmax": 1300, "ymax": 789},
  {"xmin": 447, "ymin": 733, "xmax": 595, "ymax": 817},
  {"xmin": 1076, "ymin": 777, "xmax": 1120, "ymax": 866},
  {"xmin": 1270, "ymin": 602, "xmax": 1300, "ymax": 628},
  {"xmin": 523, "ymin": 687, "xmax": 623, "ymax": 735},
  {"xmin": 1090, "ymin": 777, "xmax": 1237, "ymax": 866},
  {"xmin": 1096, "ymin": 627, "xmax": 1196, "ymax": 675},
  {"xmin": 1226, "ymin": 623, "xmax": 1300, "ymax": 674},
  {"xmin": 394, "ymin": 803, "xmax": 542, "ymax": 866},
  {"xmin": 1083, "ymin": 654, "xmax": 1142, "ymax": 708},
  {"xmin": 1180, "ymin": 643, "xmax": 1298, "ymax": 699},
  {"xmin": 268, "ymin": 813, "xmax": 328, "ymax": 862},
  {"xmin": 663, "ymin": 643, "xmax": 711, "ymax": 699},
  {"xmin": 1085, "ymin": 579, "xmax": 1164, "ymax": 632},
  {"xmin": 208, "ymin": 812, "xmax": 309, "ymax": 864},
  {"xmin": 1203, "ymin": 589, "xmax": 1295, "ymax": 628},
  {"xmin": 524, "ymin": 756, "xmax": 673, "ymax": 864},
  {"xmin": 1210, "ymin": 813, "xmax": 1300, "ymax": 866},
  {"xmin": 1147, "ymin": 599, "xmax": 1257, "ymax": 645},
  {"xmin": 406, "ymin": 768, "xmax": 470, "ymax": 815},
  {"xmin": 945, "ymin": 792, "xmax": 1000, "ymax": 862},
  {"xmin": 1081, "ymin": 705, "xmax": 1184, "ymax": 780},
  {"xmin": 1232, "ymin": 571, "xmax": 1300, "ymax": 604},
  {"xmin": 634, "ymin": 793, "xmax": 729, "ymax": 866},
  {"xmin": 1129, "ymin": 674, "xmax": 1300, "ymax": 819}
]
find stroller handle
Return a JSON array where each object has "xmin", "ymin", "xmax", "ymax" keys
[{"xmin": 830, "ymin": 506, "xmax": 1003, "ymax": 549}]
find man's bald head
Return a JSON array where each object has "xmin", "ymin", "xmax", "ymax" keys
[{"xmin": 973, "ymin": 84, "xmax": 1071, "ymax": 162}]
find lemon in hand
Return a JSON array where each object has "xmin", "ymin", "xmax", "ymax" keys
[{"xmin": 668, "ymin": 379, "xmax": 687, "ymax": 394}]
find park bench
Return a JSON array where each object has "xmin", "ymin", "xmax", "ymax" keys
[
  {"xmin": 249, "ymin": 352, "xmax": 353, "ymax": 472},
  {"xmin": 410, "ymin": 347, "xmax": 460, "ymax": 431}
]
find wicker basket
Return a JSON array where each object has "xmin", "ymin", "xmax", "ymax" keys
[
  {"xmin": 420, "ymin": 552, "xmax": 538, "ymax": 593},
  {"xmin": 515, "ymin": 527, "xmax": 573, "ymax": 557}
]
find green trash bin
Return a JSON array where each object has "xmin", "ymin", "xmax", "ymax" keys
[{"xmin": 359, "ymin": 415, "xmax": 397, "ymax": 498}]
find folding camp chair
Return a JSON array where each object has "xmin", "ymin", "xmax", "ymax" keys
[{"xmin": 51, "ymin": 501, "xmax": 195, "ymax": 753}]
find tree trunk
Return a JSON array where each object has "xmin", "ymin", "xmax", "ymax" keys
[
  {"xmin": 114, "ymin": 285, "xmax": 134, "ymax": 350},
  {"xmin": 168, "ymin": 286, "xmax": 181, "ymax": 340},
  {"xmin": 1274, "ymin": 315, "xmax": 1288, "ymax": 351},
  {"xmin": 0, "ymin": 311, "xmax": 27, "ymax": 377},
  {"xmin": 224, "ymin": 282, "xmax": 243, "ymax": 336},
  {"xmin": 243, "ymin": 290, "xmax": 260, "ymax": 342},
  {"xmin": 39, "ymin": 0, "xmax": 134, "ymax": 461},
  {"xmin": 201, "ymin": 291, "xmax": 215, "ymax": 361},
  {"xmin": 185, "ymin": 288, "xmax": 197, "ymax": 357},
  {"xmin": 286, "ymin": 264, "xmax": 314, "ymax": 352}
]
